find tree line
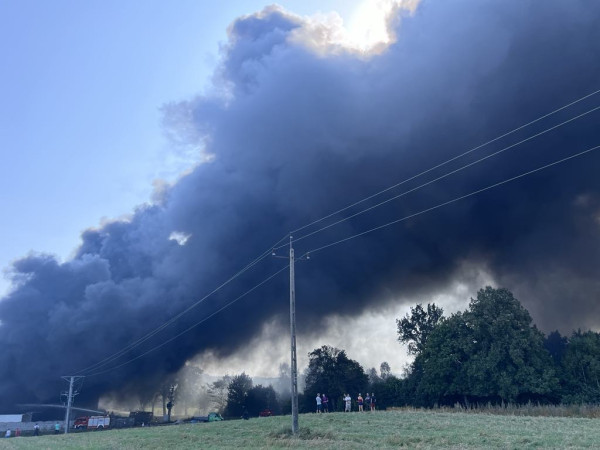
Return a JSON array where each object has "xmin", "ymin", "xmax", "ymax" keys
[
  {"xmin": 218, "ymin": 349, "xmax": 389, "ymax": 416},
  {"xmin": 397, "ymin": 287, "xmax": 600, "ymax": 407},
  {"xmin": 211, "ymin": 286, "xmax": 600, "ymax": 416}
]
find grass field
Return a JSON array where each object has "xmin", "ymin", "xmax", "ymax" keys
[{"xmin": 1, "ymin": 409, "xmax": 599, "ymax": 449}]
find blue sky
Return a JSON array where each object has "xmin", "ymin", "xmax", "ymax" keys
[{"xmin": 0, "ymin": 0, "xmax": 364, "ymax": 296}]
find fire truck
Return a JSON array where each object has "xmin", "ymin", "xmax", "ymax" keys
[{"xmin": 73, "ymin": 415, "xmax": 111, "ymax": 430}]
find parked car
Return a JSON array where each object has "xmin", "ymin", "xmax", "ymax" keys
[{"xmin": 190, "ymin": 412, "xmax": 224, "ymax": 423}]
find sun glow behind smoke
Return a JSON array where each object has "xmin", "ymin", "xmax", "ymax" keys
[
  {"xmin": 288, "ymin": 0, "xmax": 420, "ymax": 56},
  {"xmin": 345, "ymin": 0, "xmax": 420, "ymax": 52}
]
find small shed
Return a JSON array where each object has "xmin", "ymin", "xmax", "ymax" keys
[{"xmin": 0, "ymin": 414, "xmax": 26, "ymax": 423}]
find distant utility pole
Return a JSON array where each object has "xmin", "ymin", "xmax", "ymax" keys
[{"xmin": 61, "ymin": 375, "xmax": 85, "ymax": 434}]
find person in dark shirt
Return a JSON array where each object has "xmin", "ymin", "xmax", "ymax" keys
[
  {"xmin": 370, "ymin": 393, "xmax": 376, "ymax": 411},
  {"xmin": 322, "ymin": 393, "xmax": 329, "ymax": 413}
]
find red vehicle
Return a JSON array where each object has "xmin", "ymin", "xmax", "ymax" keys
[
  {"xmin": 259, "ymin": 409, "xmax": 273, "ymax": 417},
  {"xmin": 74, "ymin": 417, "xmax": 88, "ymax": 429},
  {"xmin": 73, "ymin": 416, "xmax": 110, "ymax": 430}
]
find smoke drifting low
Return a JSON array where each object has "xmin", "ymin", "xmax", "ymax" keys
[{"xmin": 1, "ymin": 0, "xmax": 600, "ymax": 410}]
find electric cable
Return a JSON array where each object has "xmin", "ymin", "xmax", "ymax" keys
[
  {"xmin": 275, "ymin": 104, "xmax": 600, "ymax": 249},
  {"xmin": 291, "ymin": 88, "xmax": 600, "ymax": 235},
  {"xmin": 305, "ymin": 144, "xmax": 600, "ymax": 255},
  {"xmin": 83, "ymin": 143, "xmax": 600, "ymax": 377},
  {"xmin": 85, "ymin": 264, "xmax": 289, "ymax": 377},
  {"xmin": 74, "ymin": 88, "xmax": 600, "ymax": 375},
  {"xmin": 75, "ymin": 233, "xmax": 289, "ymax": 375}
]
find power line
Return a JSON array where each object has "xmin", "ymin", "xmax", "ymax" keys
[
  {"xmin": 75, "ymin": 88, "xmax": 600, "ymax": 376},
  {"xmin": 287, "ymin": 88, "xmax": 600, "ymax": 237},
  {"xmin": 305, "ymin": 144, "xmax": 600, "ymax": 255},
  {"xmin": 76, "ymin": 233, "xmax": 289, "ymax": 375},
  {"xmin": 85, "ymin": 264, "xmax": 289, "ymax": 377},
  {"xmin": 279, "ymin": 104, "xmax": 600, "ymax": 249},
  {"xmin": 77, "ymin": 241, "xmax": 282, "ymax": 374},
  {"xmin": 93, "ymin": 142, "xmax": 599, "ymax": 376}
]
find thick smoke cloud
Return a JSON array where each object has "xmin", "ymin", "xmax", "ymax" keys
[{"xmin": 1, "ymin": 0, "xmax": 600, "ymax": 409}]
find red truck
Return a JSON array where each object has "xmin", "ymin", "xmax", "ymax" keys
[{"xmin": 73, "ymin": 415, "xmax": 111, "ymax": 430}]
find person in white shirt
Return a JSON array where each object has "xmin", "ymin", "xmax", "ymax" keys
[
  {"xmin": 315, "ymin": 393, "xmax": 322, "ymax": 413},
  {"xmin": 344, "ymin": 393, "xmax": 351, "ymax": 412}
]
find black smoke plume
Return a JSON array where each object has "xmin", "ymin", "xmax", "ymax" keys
[{"xmin": 1, "ymin": 0, "xmax": 600, "ymax": 410}]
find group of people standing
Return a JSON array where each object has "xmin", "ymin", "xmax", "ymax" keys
[
  {"xmin": 315, "ymin": 393, "xmax": 330, "ymax": 413},
  {"xmin": 315, "ymin": 392, "xmax": 376, "ymax": 413},
  {"xmin": 349, "ymin": 393, "xmax": 376, "ymax": 412},
  {"xmin": 4, "ymin": 423, "xmax": 51, "ymax": 438}
]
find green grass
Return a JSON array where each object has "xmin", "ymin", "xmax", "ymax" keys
[{"xmin": 1, "ymin": 409, "xmax": 599, "ymax": 449}]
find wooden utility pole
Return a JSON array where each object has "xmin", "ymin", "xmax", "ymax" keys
[
  {"xmin": 61, "ymin": 375, "xmax": 85, "ymax": 434},
  {"xmin": 289, "ymin": 236, "xmax": 299, "ymax": 434}
]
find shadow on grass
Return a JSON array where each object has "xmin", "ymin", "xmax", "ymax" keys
[{"xmin": 269, "ymin": 426, "xmax": 334, "ymax": 441}]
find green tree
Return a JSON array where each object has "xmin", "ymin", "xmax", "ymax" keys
[
  {"xmin": 177, "ymin": 364, "xmax": 203, "ymax": 416},
  {"xmin": 414, "ymin": 312, "xmax": 474, "ymax": 406},
  {"xmin": 367, "ymin": 367, "xmax": 381, "ymax": 384},
  {"xmin": 156, "ymin": 375, "xmax": 178, "ymax": 418},
  {"xmin": 224, "ymin": 373, "xmax": 252, "ymax": 418},
  {"xmin": 380, "ymin": 362, "xmax": 391, "ymax": 380},
  {"xmin": 369, "ymin": 374, "xmax": 409, "ymax": 409},
  {"xmin": 412, "ymin": 287, "xmax": 559, "ymax": 405},
  {"xmin": 206, "ymin": 375, "xmax": 232, "ymax": 414},
  {"xmin": 303, "ymin": 345, "xmax": 368, "ymax": 412},
  {"xmin": 246, "ymin": 385, "xmax": 280, "ymax": 416},
  {"xmin": 544, "ymin": 330, "xmax": 568, "ymax": 364},
  {"xmin": 397, "ymin": 303, "xmax": 444, "ymax": 355},
  {"xmin": 561, "ymin": 330, "xmax": 600, "ymax": 403}
]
